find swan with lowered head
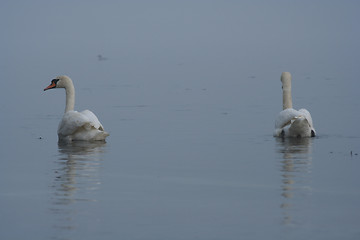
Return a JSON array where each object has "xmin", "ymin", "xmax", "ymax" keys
[
  {"xmin": 274, "ymin": 72, "xmax": 315, "ymax": 138},
  {"xmin": 44, "ymin": 75, "xmax": 109, "ymax": 142}
]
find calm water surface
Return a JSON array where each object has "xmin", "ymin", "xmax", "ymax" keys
[
  {"xmin": 1, "ymin": 1, "xmax": 360, "ymax": 240},
  {"xmin": 1, "ymin": 75, "xmax": 359, "ymax": 239}
]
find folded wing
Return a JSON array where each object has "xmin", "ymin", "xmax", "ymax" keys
[{"xmin": 58, "ymin": 110, "xmax": 108, "ymax": 141}]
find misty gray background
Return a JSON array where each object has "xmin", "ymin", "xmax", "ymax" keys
[{"xmin": 1, "ymin": 1, "xmax": 360, "ymax": 240}]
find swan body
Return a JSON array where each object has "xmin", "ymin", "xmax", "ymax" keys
[
  {"xmin": 44, "ymin": 75, "xmax": 109, "ymax": 142},
  {"xmin": 274, "ymin": 72, "xmax": 315, "ymax": 138}
]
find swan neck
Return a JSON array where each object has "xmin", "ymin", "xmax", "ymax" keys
[
  {"xmin": 283, "ymin": 88, "xmax": 292, "ymax": 110},
  {"xmin": 281, "ymin": 72, "xmax": 293, "ymax": 110},
  {"xmin": 65, "ymin": 83, "xmax": 75, "ymax": 112}
]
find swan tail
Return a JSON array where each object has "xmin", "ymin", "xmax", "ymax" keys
[
  {"xmin": 288, "ymin": 117, "xmax": 313, "ymax": 137},
  {"xmin": 68, "ymin": 124, "xmax": 109, "ymax": 141},
  {"xmin": 274, "ymin": 115, "xmax": 315, "ymax": 138},
  {"xmin": 93, "ymin": 130, "xmax": 110, "ymax": 141}
]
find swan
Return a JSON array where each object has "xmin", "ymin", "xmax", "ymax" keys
[
  {"xmin": 274, "ymin": 72, "xmax": 315, "ymax": 138},
  {"xmin": 44, "ymin": 75, "xmax": 109, "ymax": 142}
]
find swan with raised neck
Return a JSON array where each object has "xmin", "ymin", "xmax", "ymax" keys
[
  {"xmin": 274, "ymin": 72, "xmax": 316, "ymax": 138},
  {"xmin": 44, "ymin": 75, "xmax": 109, "ymax": 142}
]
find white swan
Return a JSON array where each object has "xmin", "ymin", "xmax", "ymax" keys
[
  {"xmin": 44, "ymin": 75, "xmax": 109, "ymax": 142},
  {"xmin": 274, "ymin": 72, "xmax": 315, "ymax": 138}
]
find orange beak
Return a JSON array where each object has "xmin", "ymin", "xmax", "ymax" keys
[{"xmin": 44, "ymin": 82, "xmax": 56, "ymax": 91}]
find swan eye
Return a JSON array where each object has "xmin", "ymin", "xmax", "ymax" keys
[{"xmin": 50, "ymin": 79, "xmax": 60, "ymax": 86}]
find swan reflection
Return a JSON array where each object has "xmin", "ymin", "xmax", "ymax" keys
[
  {"xmin": 50, "ymin": 141, "xmax": 106, "ymax": 232},
  {"xmin": 275, "ymin": 137, "xmax": 313, "ymax": 225}
]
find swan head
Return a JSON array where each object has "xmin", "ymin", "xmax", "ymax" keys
[{"xmin": 44, "ymin": 75, "xmax": 72, "ymax": 91}]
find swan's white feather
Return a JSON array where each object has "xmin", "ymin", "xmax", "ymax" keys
[
  {"xmin": 80, "ymin": 109, "xmax": 104, "ymax": 130},
  {"xmin": 57, "ymin": 110, "xmax": 109, "ymax": 142},
  {"xmin": 58, "ymin": 111, "xmax": 89, "ymax": 136},
  {"xmin": 298, "ymin": 108, "xmax": 314, "ymax": 128},
  {"xmin": 274, "ymin": 108, "xmax": 315, "ymax": 137}
]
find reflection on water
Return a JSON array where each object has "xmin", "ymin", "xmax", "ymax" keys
[
  {"xmin": 275, "ymin": 137, "xmax": 313, "ymax": 226},
  {"xmin": 49, "ymin": 141, "xmax": 106, "ymax": 238}
]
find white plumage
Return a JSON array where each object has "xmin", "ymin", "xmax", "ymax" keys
[
  {"xmin": 44, "ymin": 75, "xmax": 109, "ymax": 142},
  {"xmin": 274, "ymin": 72, "xmax": 315, "ymax": 138}
]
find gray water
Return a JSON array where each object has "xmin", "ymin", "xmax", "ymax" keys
[{"xmin": 1, "ymin": 1, "xmax": 360, "ymax": 240}]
